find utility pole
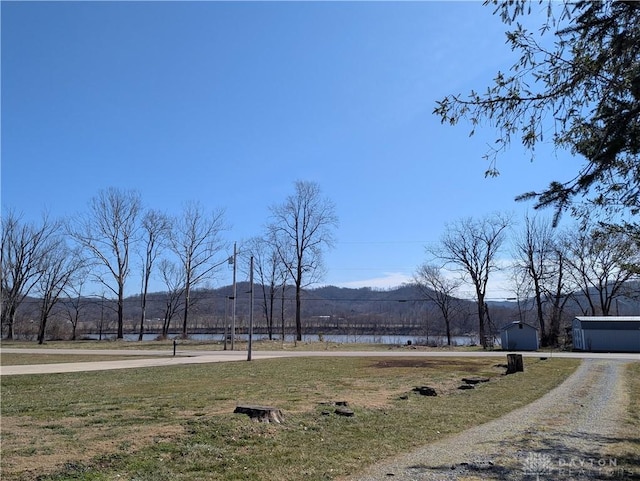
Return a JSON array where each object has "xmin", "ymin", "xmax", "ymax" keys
[
  {"xmin": 247, "ymin": 256, "xmax": 254, "ymax": 361},
  {"xmin": 231, "ymin": 241, "xmax": 237, "ymax": 350},
  {"xmin": 99, "ymin": 295, "xmax": 104, "ymax": 341},
  {"xmin": 223, "ymin": 297, "xmax": 228, "ymax": 351}
]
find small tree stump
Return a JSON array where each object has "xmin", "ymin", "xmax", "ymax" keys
[
  {"xmin": 506, "ymin": 354, "xmax": 524, "ymax": 374},
  {"xmin": 412, "ymin": 386, "xmax": 438, "ymax": 396},
  {"xmin": 234, "ymin": 405, "xmax": 284, "ymax": 423}
]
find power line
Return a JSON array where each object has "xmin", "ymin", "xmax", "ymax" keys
[{"xmin": 335, "ymin": 240, "xmax": 429, "ymax": 245}]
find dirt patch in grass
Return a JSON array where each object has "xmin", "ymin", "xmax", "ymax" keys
[
  {"xmin": 369, "ymin": 358, "xmax": 505, "ymax": 396},
  {"xmin": 371, "ymin": 358, "xmax": 490, "ymax": 371}
]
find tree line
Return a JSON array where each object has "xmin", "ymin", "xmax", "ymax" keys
[
  {"xmin": 414, "ymin": 213, "xmax": 640, "ymax": 348},
  {"xmin": 4, "ymin": 190, "xmax": 638, "ymax": 347},
  {"xmin": 1, "ymin": 180, "xmax": 338, "ymax": 344}
]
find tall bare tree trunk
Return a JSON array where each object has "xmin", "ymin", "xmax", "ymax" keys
[{"xmin": 268, "ymin": 181, "xmax": 338, "ymax": 344}]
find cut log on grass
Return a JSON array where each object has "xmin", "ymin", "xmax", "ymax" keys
[
  {"xmin": 461, "ymin": 377, "xmax": 490, "ymax": 385},
  {"xmin": 234, "ymin": 405, "xmax": 284, "ymax": 423},
  {"xmin": 335, "ymin": 407, "xmax": 355, "ymax": 417},
  {"xmin": 506, "ymin": 353, "xmax": 524, "ymax": 374}
]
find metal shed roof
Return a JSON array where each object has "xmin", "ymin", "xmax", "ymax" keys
[
  {"xmin": 500, "ymin": 320, "xmax": 538, "ymax": 331},
  {"xmin": 574, "ymin": 316, "xmax": 640, "ymax": 330}
]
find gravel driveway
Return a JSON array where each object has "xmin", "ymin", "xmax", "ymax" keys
[{"xmin": 343, "ymin": 359, "xmax": 636, "ymax": 481}]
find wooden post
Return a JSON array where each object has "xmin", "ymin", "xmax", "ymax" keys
[{"xmin": 506, "ymin": 353, "xmax": 524, "ymax": 374}]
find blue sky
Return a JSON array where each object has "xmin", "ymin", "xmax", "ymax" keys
[{"xmin": 2, "ymin": 1, "xmax": 582, "ymax": 297}]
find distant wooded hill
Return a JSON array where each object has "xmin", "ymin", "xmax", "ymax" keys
[{"xmin": 13, "ymin": 282, "xmax": 639, "ymax": 341}]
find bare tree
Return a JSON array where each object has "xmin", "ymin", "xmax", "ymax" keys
[
  {"xmin": 157, "ymin": 259, "xmax": 186, "ymax": 339},
  {"xmin": 562, "ymin": 223, "xmax": 639, "ymax": 315},
  {"xmin": 1, "ymin": 210, "xmax": 60, "ymax": 339},
  {"xmin": 69, "ymin": 187, "xmax": 142, "ymax": 339},
  {"xmin": 511, "ymin": 214, "xmax": 558, "ymax": 346},
  {"xmin": 278, "ymin": 269, "xmax": 290, "ymax": 341},
  {"xmin": 508, "ymin": 264, "xmax": 535, "ymax": 324},
  {"xmin": 273, "ymin": 228, "xmax": 293, "ymax": 341},
  {"xmin": 61, "ymin": 269, "xmax": 90, "ymax": 341},
  {"xmin": 600, "ymin": 222, "xmax": 640, "ymax": 305},
  {"xmin": 169, "ymin": 202, "xmax": 227, "ymax": 338},
  {"xmin": 137, "ymin": 210, "xmax": 170, "ymax": 341},
  {"xmin": 603, "ymin": 222, "xmax": 640, "ymax": 276},
  {"xmin": 544, "ymin": 244, "xmax": 572, "ymax": 346},
  {"xmin": 428, "ymin": 213, "xmax": 511, "ymax": 348},
  {"xmin": 268, "ymin": 181, "xmax": 338, "ymax": 341},
  {"xmin": 512, "ymin": 216, "xmax": 575, "ymax": 346},
  {"xmin": 35, "ymin": 239, "xmax": 83, "ymax": 344},
  {"xmin": 241, "ymin": 235, "xmax": 282, "ymax": 340},
  {"xmin": 413, "ymin": 263, "xmax": 461, "ymax": 346}
]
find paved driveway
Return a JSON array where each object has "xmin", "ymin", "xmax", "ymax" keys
[{"xmin": 1, "ymin": 347, "xmax": 638, "ymax": 376}]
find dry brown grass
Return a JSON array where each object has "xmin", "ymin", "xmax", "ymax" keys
[
  {"xmin": 610, "ymin": 362, "xmax": 640, "ymax": 470},
  {"xmin": 0, "ymin": 353, "xmax": 159, "ymax": 365},
  {"xmin": 1, "ymin": 356, "xmax": 578, "ymax": 481},
  {"xmin": 1, "ymin": 416, "xmax": 185, "ymax": 477}
]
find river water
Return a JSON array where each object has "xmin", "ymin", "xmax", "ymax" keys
[{"xmin": 87, "ymin": 333, "xmax": 479, "ymax": 346}]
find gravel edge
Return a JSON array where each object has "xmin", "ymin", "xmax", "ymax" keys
[{"xmin": 343, "ymin": 359, "xmax": 634, "ymax": 481}]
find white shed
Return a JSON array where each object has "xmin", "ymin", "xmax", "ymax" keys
[
  {"xmin": 500, "ymin": 321, "xmax": 539, "ymax": 351},
  {"xmin": 572, "ymin": 316, "xmax": 640, "ymax": 353}
]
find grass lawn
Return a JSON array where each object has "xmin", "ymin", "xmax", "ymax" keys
[
  {"xmin": 1, "ymin": 353, "xmax": 170, "ymax": 365},
  {"xmin": 1, "ymin": 356, "xmax": 581, "ymax": 481},
  {"xmin": 616, "ymin": 362, "xmax": 640, "ymax": 474}
]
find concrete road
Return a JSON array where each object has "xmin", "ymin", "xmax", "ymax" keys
[{"xmin": 1, "ymin": 347, "xmax": 638, "ymax": 376}]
